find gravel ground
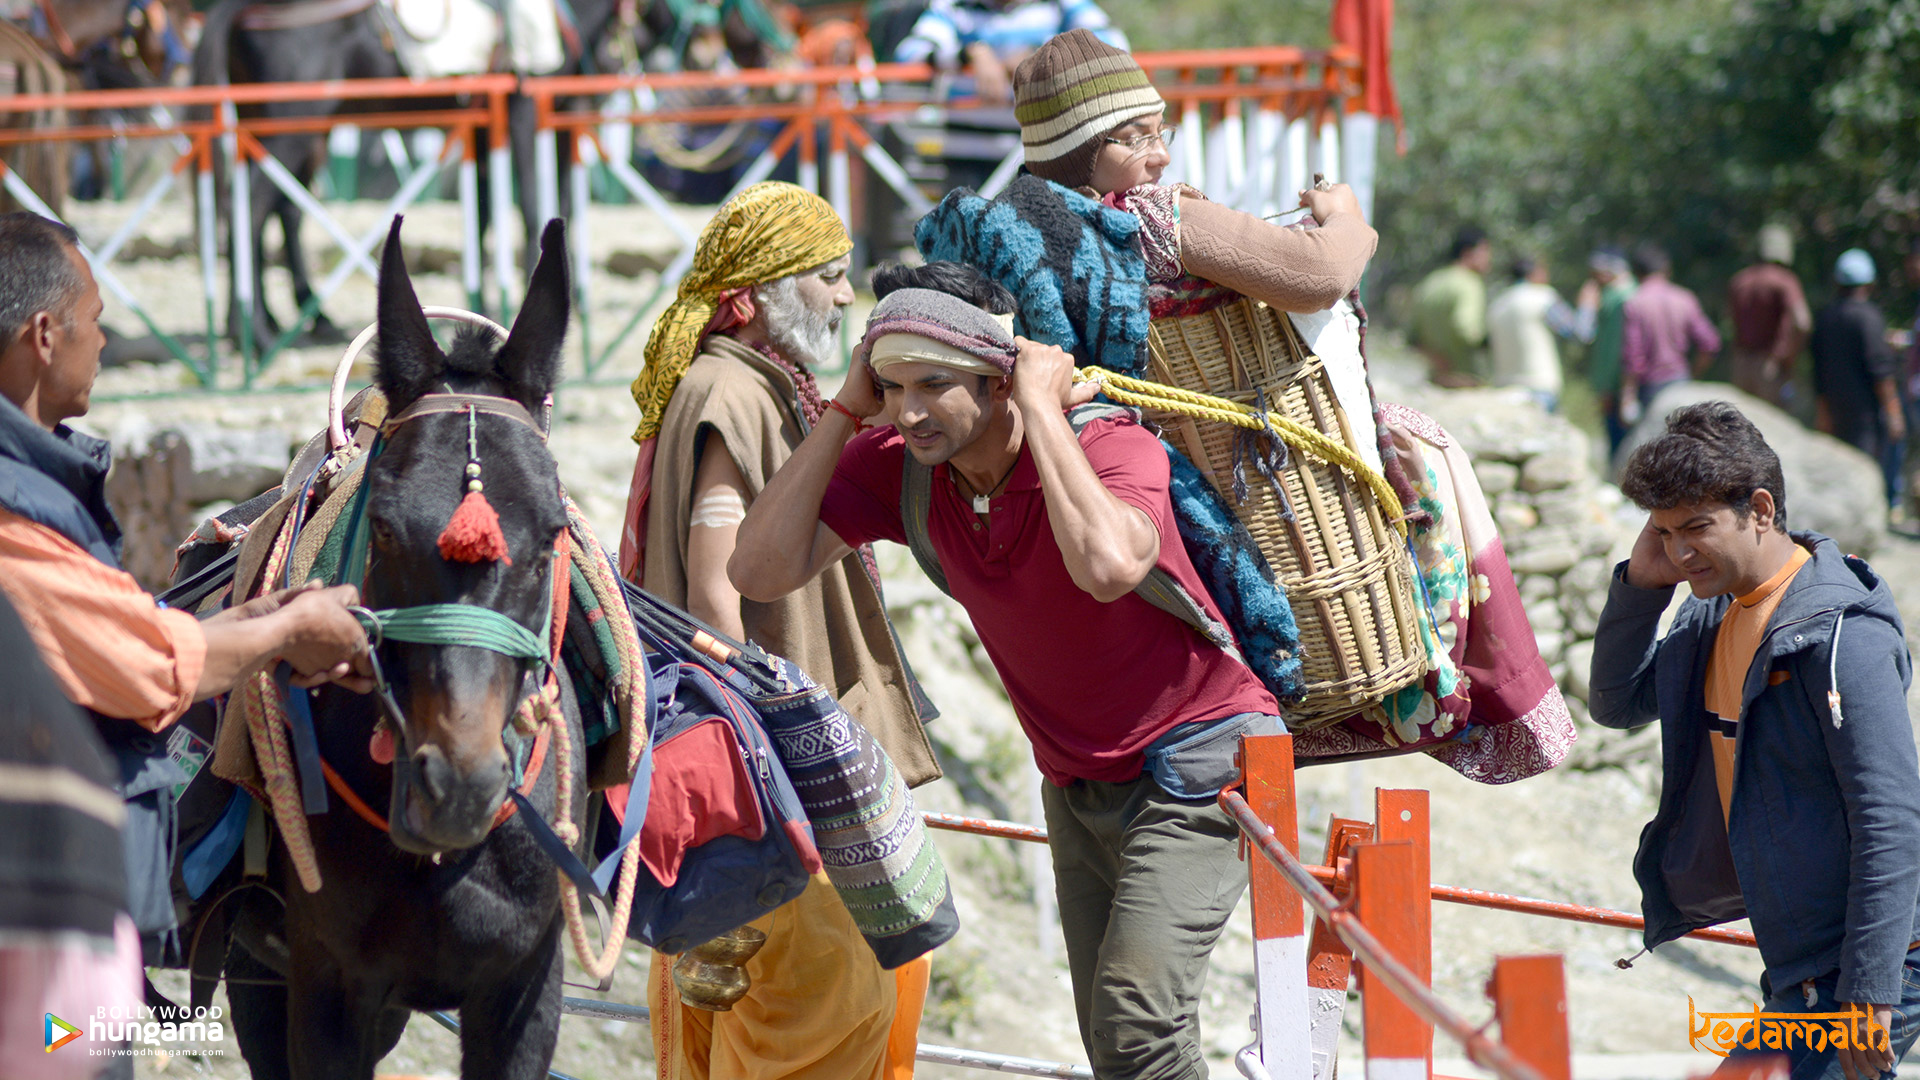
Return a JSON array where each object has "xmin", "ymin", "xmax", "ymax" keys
[{"xmin": 72, "ymin": 194, "xmax": 1920, "ymax": 1080}]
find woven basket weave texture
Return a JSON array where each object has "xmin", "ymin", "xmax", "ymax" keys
[{"xmin": 1144, "ymin": 298, "xmax": 1428, "ymax": 730}]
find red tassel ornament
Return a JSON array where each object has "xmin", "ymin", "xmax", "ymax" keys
[
  {"xmin": 439, "ymin": 485, "xmax": 512, "ymax": 564},
  {"xmin": 369, "ymin": 724, "xmax": 395, "ymax": 765},
  {"xmin": 438, "ymin": 405, "xmax": 512, "ymax": 564}
]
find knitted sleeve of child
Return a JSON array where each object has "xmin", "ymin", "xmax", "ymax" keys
[{"xmin": 1177, "ymin": 196, "xmax": 1379, "ymax": 314}]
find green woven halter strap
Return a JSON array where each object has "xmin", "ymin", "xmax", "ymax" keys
[{"xmin": 357, "ymin": 604, "xmax": 547, "ymax": 659}]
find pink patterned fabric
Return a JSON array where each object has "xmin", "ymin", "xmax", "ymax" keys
[
  {"xmin": 1293, "ymin": 409, "xmax": 1575, "ymax": 784},
  {"xmin": 0, "ymin": 915, "xmax": 144, "ymax": 1079},
  {"xmin": 1104, "ymin": 183, "xmax": 1196, "ymax": 282}
]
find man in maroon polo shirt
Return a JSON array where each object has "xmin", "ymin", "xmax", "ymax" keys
[{"xmin": 731, "ymin": 284, "xmax": 1278, "ymax": 1080}]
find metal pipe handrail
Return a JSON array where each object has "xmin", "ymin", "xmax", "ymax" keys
[
  {"xmin": 523, "ymin": 77, "xmax": 1352, "ymax": 132},
  {"xmin": 922, "ymin": 809, "xmax": 1758, "ymax": 949},
  {"xmin": 1218, "ymin": 789, "xmax": 1549, "ymax": 1080},
  {"xmin": 0, "ymin": 73, "xmax": 517, "ymax": 116}
]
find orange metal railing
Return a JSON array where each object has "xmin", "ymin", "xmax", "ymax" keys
[
  {"xmin": 921, "ymin": 729, "xmax": 1767, "ymax": 1079},
  {"xmin": 0, "ymin": 50, "xmax": 1363, "ymax": 385}
]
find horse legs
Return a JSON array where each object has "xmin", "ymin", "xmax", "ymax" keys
[
  {"xmin": 278, "ymin": 138, "xmax": 347, "ymax": 345},
  {"xmin": 226, "ymin": 944, "xmax": 292, "ymax": 1080},
  {"xmin": 284, "ymin": 946, "xmax": 399, "ymax": 1080},
  {"xmin": 509, "ymin": 90, "xmax": 544, "ymax": 273},
  {"xmin": 457, "ymin": 916, "xmax": 564, "ymax": 1080}
]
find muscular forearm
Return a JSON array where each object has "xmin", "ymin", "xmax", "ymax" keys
[
  {"xmin": 1020, "ymin": 404, "xmax": 1158, "ymax": 601},
  {"xmin": 730, "ymin": 410, "xmax": 858, "ymax": 601}
]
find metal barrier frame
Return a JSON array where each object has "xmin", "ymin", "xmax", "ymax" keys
[
  {"xmin": 0, "ymin": 75, "xmax": 514, "ymax": 386},
  {"xmin": 517, "ymin": 46, "xmax": 1364, "ymax": 377},
  {"xmin": 0, "ymin": 50, "xmax": 1365, "ymax": 388}
]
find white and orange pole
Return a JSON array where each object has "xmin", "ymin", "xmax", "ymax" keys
[{"xmin": 1242, "ymin": 733, "xmax": 1312, "ymax": 1078}]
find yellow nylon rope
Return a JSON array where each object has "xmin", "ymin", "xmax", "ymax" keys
[{"xmin": 1073, "ymin": 367, "xmax": 1409, "ymax": 535}]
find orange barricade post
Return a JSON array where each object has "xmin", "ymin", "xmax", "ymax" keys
[
  {"xmin": 1377, "ymin": 789, "xmax": 1433, "ymax": 1075},
  {"xmin": 1351, "ymin": 840, "xmax": 1429, "ymax": 1080},
  {"xmin": 1486, "ymin": 955, "xmax": 1571, "ymax": 1080},
  {"xmin": 1306, "ymin": 817, "xmax": 1372, "ymax": 1079},
  {"xmin": 1242, "ymin": 732, "xmax": 1313, "ymax": 1078}
]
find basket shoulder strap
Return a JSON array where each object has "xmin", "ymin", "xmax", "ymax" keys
[
  {"xmin": 1067, "ymin": 401, "xmax": 1245, "ymax": 664},
  {"xmin": 1133, "ymin": 568, "xmax": 1246, "ymax": 666},
  {"xmin": 899, "ymin": 454, "xmax": 953, "ymax": 597}
]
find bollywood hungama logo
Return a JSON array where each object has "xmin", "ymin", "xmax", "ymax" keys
[{"xmin": 44, "ymin": 1014, "xmax": 81, "ymax": 1053}]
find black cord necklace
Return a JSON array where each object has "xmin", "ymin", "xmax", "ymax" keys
[{"xmin": 953, "ymin": 457, "xmax": 1020, "ymax": 515}]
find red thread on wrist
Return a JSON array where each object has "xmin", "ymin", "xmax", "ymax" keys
[{"xmin": 827, "ymin": 399, "xmax": 869, "ymax": 433}]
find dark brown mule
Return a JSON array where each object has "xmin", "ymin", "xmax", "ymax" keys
[{"xmin": 222, "ymin": 216, "xmax": 587, "ymax": 1080}]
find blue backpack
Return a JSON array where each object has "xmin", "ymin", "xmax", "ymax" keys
[{"xmin": 592, "ymin": 587, "xmax": 821, "ymax": 955}]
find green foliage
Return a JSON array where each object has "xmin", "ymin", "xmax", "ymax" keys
[
  {"xmin": 1101, "ymin": 0, "xmax": 1322, "ymax": 52},
  {"xmin": 1107, "ymin": 0, "xmax": 1920, "ymax": 319}
]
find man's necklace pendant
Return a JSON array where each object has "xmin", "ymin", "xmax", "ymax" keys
[{"xmin": 972, "ymin": 494, "xmax": 991, "ymax": 514}]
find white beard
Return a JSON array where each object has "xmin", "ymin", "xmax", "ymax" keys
[{"xmin": 755, "ymin": 275, "xmax": 840, "ymax": 369}]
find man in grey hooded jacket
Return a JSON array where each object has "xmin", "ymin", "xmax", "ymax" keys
[{"xmin": 1591, "ymin": 401, "xmax": 1920, "ymax": 1079}]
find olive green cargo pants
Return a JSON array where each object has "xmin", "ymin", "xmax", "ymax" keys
[{"xmin": 1042, "ymin": 774, "xmax": 1247, "ymax": 1080}]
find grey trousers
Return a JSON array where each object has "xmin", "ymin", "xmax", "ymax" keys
[{"xmin": 1042, "ymin": 774, "xmax": 1248, "ymax": 1080}]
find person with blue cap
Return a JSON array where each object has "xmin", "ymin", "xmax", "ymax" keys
[{"xmin": 1812, "ymin": 248, "xmax": 1905, "ymax": 510}]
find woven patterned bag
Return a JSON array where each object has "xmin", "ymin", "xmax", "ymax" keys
[{"xmin": 1141, "ymin": 298, "xmax": 1428, "ymax": 730}]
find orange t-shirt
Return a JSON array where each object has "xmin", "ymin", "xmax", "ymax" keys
[{"xmin": 1703, "ymin": 545, "xmax": 1811, "ymax": 825}]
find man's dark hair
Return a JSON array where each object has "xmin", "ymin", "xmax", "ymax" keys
[
  {"xmin": 870, "ymin": 260, "xmax": 1017, "ymax": 315},
  {"xmin": 1619, "ymin": 401, "xmax": 1787, "ymax": 525},
  {"xmin": 0, "ymin": 212, "xmax": 84, "ymax": 346},
  {"xmin": 1629, "ymin": 243, "xmax": 1670, "ymax": 278},
  {"xmin": 1449, "ymin": 227, "xmax": 1488, "ymax": 262},
  {"xmin": 1510, "ymin": 256, "xmax": 1537, "ymax": 282}
]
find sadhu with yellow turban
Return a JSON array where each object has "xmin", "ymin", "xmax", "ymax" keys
[{"xmin": 618, "ymin": 181, "xmax": 942, "ymax": 1080}]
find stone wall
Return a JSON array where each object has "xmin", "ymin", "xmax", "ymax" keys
[
  {"xmin": 103, "ymin": 425, "xmax": 293, "ymax": 592},
  {"xmin": 1389, "ymin": 387, "xmax": 1634, "ymax": 732}
]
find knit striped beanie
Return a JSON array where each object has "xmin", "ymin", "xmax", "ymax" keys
[{"xmin": 1013, "ymin": 29, "xmax": 1164, "ymax": 187}]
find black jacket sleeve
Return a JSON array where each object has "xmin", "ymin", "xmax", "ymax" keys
[{"xmin": 1588, "ymin": 561, "xmax": 1675, "ymax": 731}]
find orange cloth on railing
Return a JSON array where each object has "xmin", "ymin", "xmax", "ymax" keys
[{"xmin": 1330, "ymin": 0, "xmax": 1400, "ymax": 135}]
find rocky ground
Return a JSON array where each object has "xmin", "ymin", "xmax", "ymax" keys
[{"xmin": 69, "ymin": 195, "xmax": 1920, "ymax": 1080}]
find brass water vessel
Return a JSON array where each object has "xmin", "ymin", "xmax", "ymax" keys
[{"xmin": 672, "ymin": 926, "xmax": 768, "ymax": 1011}]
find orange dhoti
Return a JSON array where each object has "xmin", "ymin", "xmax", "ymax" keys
[{"xmin": 648, "ymin": 873, "xmax": 931, "ymax": 1080}]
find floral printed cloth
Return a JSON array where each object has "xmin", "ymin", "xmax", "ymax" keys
[{"xmin": 1293, "ymin": 403, "xmax": 1575, "ymax": 784}]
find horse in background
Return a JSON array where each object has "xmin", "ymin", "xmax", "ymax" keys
[
  {"xmin": 1, "ymin": 0, "xmax": 193, "ymax": 213},
  {"xmin": 191, "ymin": 0, "xmax": 791, "ymax": 356}
]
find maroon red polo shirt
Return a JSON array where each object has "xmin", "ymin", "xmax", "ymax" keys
[{"xmin": 820, "ymin": 415, "xmax": 1277, "ymax": 786}]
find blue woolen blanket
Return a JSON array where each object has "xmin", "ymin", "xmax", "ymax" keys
[{"xmin": 916, "ymin": 177, "xmax": 1304, "ymax": 703}]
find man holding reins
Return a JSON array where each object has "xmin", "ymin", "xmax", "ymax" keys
[{"xmin": 0, "ymin": 211, "xmax": 371, "ymax": 958}]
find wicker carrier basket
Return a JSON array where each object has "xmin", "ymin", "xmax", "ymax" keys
[{"xmin": 1142, "ymin": 298, "xmax": 1428, "ymax": 730}]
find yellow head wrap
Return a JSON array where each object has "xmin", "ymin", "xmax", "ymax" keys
[{"xmin": 629, "ymin": 182, "xmax": 852, "ymax": 442}]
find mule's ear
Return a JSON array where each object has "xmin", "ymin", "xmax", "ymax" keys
[
  {"xmin": 375, "ymin": 215, "xmax": 445, "ymax": 412},
  {"xmin": 495, "ymin": 219, "xmax": 570, "ymax": 414}
]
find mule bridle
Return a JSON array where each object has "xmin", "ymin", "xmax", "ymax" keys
[{"xmin": 327, "ymin": 390, "xmax": 567, "ymax": 834}]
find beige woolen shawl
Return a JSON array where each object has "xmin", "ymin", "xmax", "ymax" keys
[{"xmin": 643, "ymin": 335, "xmax": 940, "ymax": 787}]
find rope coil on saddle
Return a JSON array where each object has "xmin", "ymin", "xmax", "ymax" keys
[{"xmin": 1073, "ymin": 365, "xmax": 1409, "ymax": 537}]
